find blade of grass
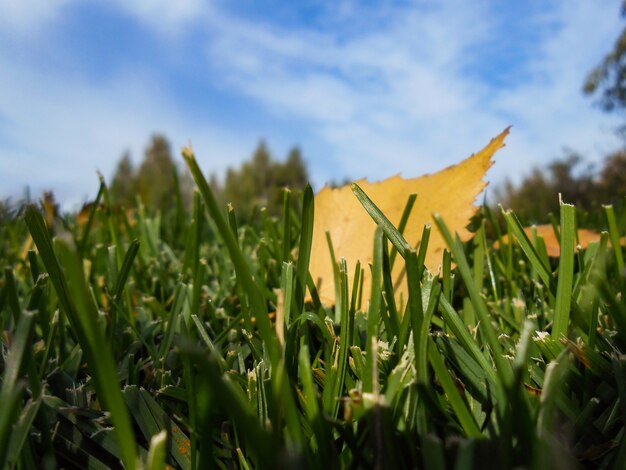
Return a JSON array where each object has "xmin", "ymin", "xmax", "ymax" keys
[
  {"xmin": 146, "ymin": 430, "xmax": 168, "ymax": 470},
  {"xmin": 364, "ymin": 228, "xmax": 383, "ymax": 393},
  {"xmin": 400, "ymin": 249, "xmax": 423, "ymax": 356},
  {"xmin": 183, "ymin": 147, "xmax": 279, "ymax": 366},
  {"xmin": 112, "ymin": 239, "xmax": 140, "ymax": 302},
  {"xmin": 77, "ymin": 180, "xmax": 105, "ymax": 256},
  {"xmin": 536, "ymin": 349, "xmax": 570, "ymax": 438},
  {"xmin": 4, "ymin": 395, "xmax": 43, "ymax": 469},
  {"xmin": 182, "ymin": 191, "xmax": 202, "ymax": 277},
  {"xmin": 3, "ymin": 266, "xmax": 21, "ymax": 324},
  {"xmin": 180, "ymin": 342, "xmax": 277, "ymax": 467},
  {"xmin": 140, "ymin": 388, "xmax": 192, "ymax": 470},
  {"xmin": 299, "ymin": 345, "xmax": 332, "ymax": 465},
  {"xmin": 381, "ymin": 238, "xmax": 400, "ymax": 341},
  {"xmin": 281, "ymin": 188, "xmax": 292, "ymax": 264},
  {"xmin": 501, "ymin": 207, "xmax": 553, "ymax": 290},
  {"xmin": 0, "ymin": 310, "xmax": 35, "ymax": 464},
  {"xmin": 434, "ymin": 214, "xmax": 512, "ymax": 385},
  {"xmin": 295, "ymin": 185, "xmax": 314, "ymax": 312},
  {"xmin": 351, "ymin": 183, "xmax": 412, "ymax": 258},
  {"xmin": 324, "ymin": 258, "xmax": 352, "ymax": 420},
  {"xmin": 428, "ymin": 339, "xmax": 481, "ymax": 437},
  {"xmin": 416, "ymin": 277, "xmax": 440, "ymax": 385},
  {"xmin": 56, "ymin": 239, "xmax": 138, "ymax": 469},
  {"xmin": 552, "ymin": 202, "xmax": 575, "ymax": 340},
  {"xmin": 27, "ymin": 205, "xmax": 137, "ymax": 468},
  {"xmin": 389, "ymin": 193, "xmax": 417, "ymax": 269},
  {"xmin": 604, "ymin": 205, "xmax": 625, "ymax": 279},
  {"xmin": 610, "ymin": 355, "xmax": 626, "ymax": 469}
]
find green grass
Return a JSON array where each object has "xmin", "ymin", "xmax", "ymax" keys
[{"xmin": 1, "ymin": 154, "xmax": 626, "ymax": 469}]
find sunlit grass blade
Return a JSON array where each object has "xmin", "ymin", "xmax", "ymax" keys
[
  {"xmin": 295, "ymin": 185, "xmax": 314, "ymax": 313},
  {"xmin": 146, "ymin": 430, "xmax": 168, "ymax": 470},
  {"xmin": 389, "ymin": 193, "xmax": 417, "ymax": 268},
  {"xmin": 351, "ymin": 182, "xmax": 412, "ymax": 258},
  {"xmin": 604, "ymin": 204, "xmax": 625, "ymax": 279},
  {"xmin": 552, "ymin": 202, "xmax": 576, "ymax": 340}
]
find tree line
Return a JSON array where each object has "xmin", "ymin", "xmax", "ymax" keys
[
  {"xmin": 109, "ymin": 136, "xmax": 308, "ymax": 219},
  {"xmin": 496, "ymin": 149, "xmax": 626, "ymax": 224}
]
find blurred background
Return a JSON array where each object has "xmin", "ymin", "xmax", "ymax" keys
[{"xmin": 1, "ymin": 0, "xmax": 625, "ymax": 222}]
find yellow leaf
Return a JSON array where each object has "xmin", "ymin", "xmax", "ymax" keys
[
  {"xmin": 309, "ymin": 128, "xmax": 510, "ymax": 306},
  {"xmin": 497, "ymin": 224, "xmax": 625, "ymax": 257}
]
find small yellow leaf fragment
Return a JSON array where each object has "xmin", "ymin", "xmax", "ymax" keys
[
  {"xmin": 497, "ymin": 224, "xmax": 625, "ymax": 258},
  {"xmin": 309, "ymin": 128, "xmax": 510, "ymax": 306}
]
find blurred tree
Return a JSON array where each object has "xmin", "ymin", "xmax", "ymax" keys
[
  {"xmin": 497, "ymin": 151, "xmax": 626, "ymax": 224},
  {"xmin": 280, "ymin": 148, "xmax": 308, "ymax": 187},
  {"xmin": 221, "ymin": 141, "xmax": 309, "ymax": 218},
  {"xmin": 498, "ymin": 168, "xmax": 555, "ymax": 224},
  {"xmin": 110, "ymin": 152, "xmax": 136, "ymax": 206},
  {"xmin": 584, "ymin": 1, "xmax": 626, "ymax": 115},
  {"xmin": 137, "ymin": 135, "xmax": 176, "ymax": 210},
  {"xmin": 269, "ymin": 147, "xmax": 308, "ymax": 210},
  {"xmin": 109, "ymin": 136, "xmax": 309, "ymax": 219},
  {"xmin": 598, "ymin": 149, "xmax": 626, "ymax": 196}
]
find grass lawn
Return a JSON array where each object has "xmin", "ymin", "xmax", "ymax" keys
[{"xmin": 1, "ymin": 154, "xmax": 625, "ymax": 469}]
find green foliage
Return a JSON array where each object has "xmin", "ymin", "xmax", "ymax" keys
[
  {"xmin": 109, "ymin": 135, "xmax": 191, "ymax": 212},
  {"xmin": 110, "ymin": 153, "xmax": 136, "ymax": 205},
  {"xmin": 584, "ymin": 1, "xmax": 626, "ymax": 114},
  {"xmin": 136, "ymin": 135, "xmax": 177, "ymax": 210},
  {"xmin": 219, "ymin": 141, "xmax": 308, "ymax": 219},
  {"xmin": 1, "ymin": 156, "xmax": 626, "ymax": 468},
  {"xmin": 109, "ymin": 137, "xmax": 308, "ymax": 226}
]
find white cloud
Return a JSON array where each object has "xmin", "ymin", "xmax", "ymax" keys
[
  {"xmin": 107, "ymin": 0, "xmax": 208, "ymax": 36},
  {"xmin": 488, "ymin": 0, "xmax": 624, "ymax": 183},
  {"xmin": 0, "ymin": 56, "xmax": 253, "ymax": 208},
  {"xmin": 0, "ymin": 0, "xmax": 74, "ymax": 33},
  {"xmin": 203, "ymin": 0, "xmax": 624, "ymax": 189},
  {"xmin": 1, "ymin": 0, "xmax": 624, "ymax": 208},
  {"xmin": 0, "ymin": 0, "xmax": 208, "ymax": 37}
]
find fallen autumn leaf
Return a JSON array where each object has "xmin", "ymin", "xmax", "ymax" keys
[{"xmin": 309, "ymin": 128, "xmax": 510, "ymax": 306}]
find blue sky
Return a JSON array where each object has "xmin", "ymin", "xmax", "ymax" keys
[{"xmin": 0, "ymin": 0, "xmax": 624, "ymax": 208}]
